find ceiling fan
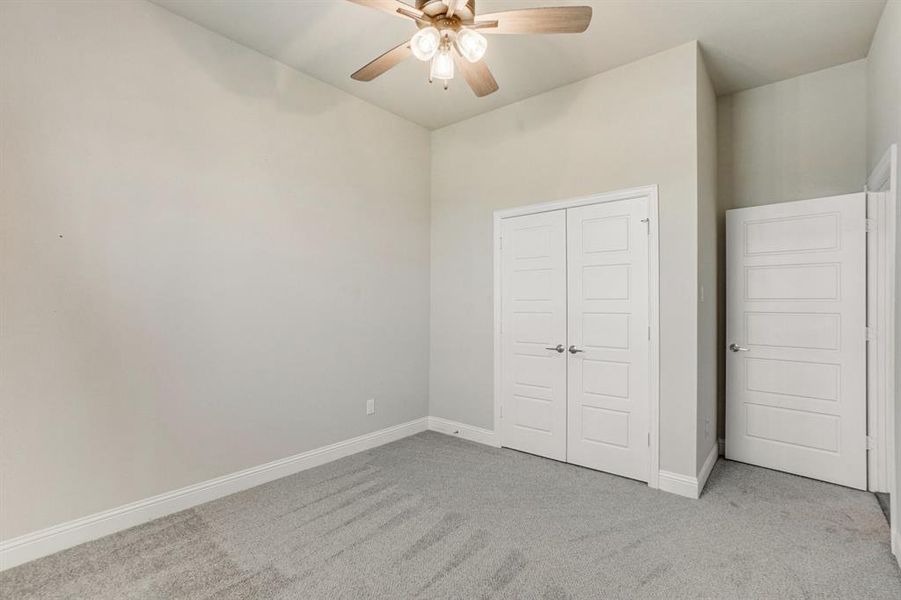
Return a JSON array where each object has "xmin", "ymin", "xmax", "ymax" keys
[{"xmin": 348, "ymin": 0, "xmax": 592, "ymax": 97}]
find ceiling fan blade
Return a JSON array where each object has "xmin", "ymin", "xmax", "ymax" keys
[
  {"xmin": 345, "ymin": 0, "xmax": 422, "ymax": 20},
  {"xmin": 474, "ymin": 7, "xmax": 592, "ymax": 34},
  {"xmin": 455, "ymin": 56, "xmax": 499, "ymax": 97},
  {"xmin": 351, "ymin": 42, "xmax": 412, "ymax": 81}
]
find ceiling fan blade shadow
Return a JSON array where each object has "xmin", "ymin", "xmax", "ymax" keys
[
  {"xmin": 455, "ymin": 55, "xmax": 499, "ymax": 97},
  {"xmin": 475, "ymin": 7, "xmax": 592, "ymax": 34},
  {"xmin": 351, "ymin": 41, "xmax": 412, "ymax": 81},
  {"xmin": 345, "ymin": 0, "xmax": 422, "ymax": 20}
]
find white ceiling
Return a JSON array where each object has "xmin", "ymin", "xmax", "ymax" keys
[{"xmin": 152, "ymin": 0, "xmax": 886, "ymax": 129}]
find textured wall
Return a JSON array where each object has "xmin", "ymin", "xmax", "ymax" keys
[
  {"xmin": 429, "ymin": 43, "xmax": 702, "ymax": 478},
  {"xmin": 0, "ymin": 0, "xmax": 431, "ymax": 540},
  {"xmin": 718, "ymin": 60, "xmax": 867, "ymax": 210},
  {"xmin": 715, "ymin": 59, "xmax": 868, "ymax": 439}
]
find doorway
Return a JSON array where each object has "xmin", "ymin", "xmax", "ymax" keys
[
  {"xmin": 493, "ymin": 186, "xmax": 660, "ymax": 485},
  {"xmin": 725, "ymin": 192, "xmax": 867, "ymax": 489}
]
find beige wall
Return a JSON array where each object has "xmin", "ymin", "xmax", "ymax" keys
[
  {"xmin": 865, "ymin": 0, "xmax": 901, "ymax": 557},
  {"xmin": 429, "ymin": 42, "xmax": 703, "ymax": 478},
  {"xmin": 868, "ymin": 1, "xmax": 901, "ymax": 174},
  {"xmin": 2, "ymin": 0, "xmax": 886, "ymax": 548},
  {"xmin": 718, "ymin": 60, "xmax": 867, "ymax": 211},
  {"xmin": 715, "ymin": 59, "xmax": 868, "ymax": 440},
  {"xmin": 696, "ymin": 49, "xmax": 718, "ymax": 471},
  {"xmin": 0, "ymin": 0, "xmax": 430, "ymax": 540}
]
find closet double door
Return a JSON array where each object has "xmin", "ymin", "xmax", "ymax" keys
[{"xmin": 499, "ymin": 197, "xmax": 650, "ymax": 482}]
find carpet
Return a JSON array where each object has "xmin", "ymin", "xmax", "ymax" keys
[{"xmin": 2, "ymin": 431, "xmax": 899, "ymax": 599}]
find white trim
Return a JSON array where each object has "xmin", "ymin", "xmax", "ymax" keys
[
  {"xmin": 427, "ymin": 416, "xmax": 499, "ymax": 447},
  {"xmin": 492, "ymin": 185, "xmax": 661, "ymax": 491},
  {"xmin": 493, "ymin": 185, "xmax": 659, "ymax": 220},
  {"xmin": 866, "ymin": 187, "xmax": 894, "ymax": 493},
  {"xmin": 658, "ymin": 444, "xmax": 718, "ymax": 500},
  {"xmin": 657, "ymin": 471, "xmax": 700, "ymax": 499},
  {"xmin": 866, "ymin": 144, "xmax": 897, "ymax": 555},
  {"xmin": 894, "ymin": 530, "xmax": 900, "ymax": 565},
  {"xmin": 0, "ymin": 417, "xmax": 429, "ymax": 571},
  {"xmin": 647, "ymin": 189, "xmax": 661, "ymax": 489}
]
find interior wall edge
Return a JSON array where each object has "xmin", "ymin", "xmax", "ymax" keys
[{"xmin": 658, "ymin": 440, "xmax": 718, "ymax": 500}]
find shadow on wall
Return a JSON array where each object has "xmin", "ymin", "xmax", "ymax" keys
[
  {"xmin": 716, "ymin": 95, "xmax": 734, "ymax": 441},
  {"xmin": 148, "ymin": 3, "xmax": 348, "ymax": 117}
]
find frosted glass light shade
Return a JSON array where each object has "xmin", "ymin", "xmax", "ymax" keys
[
  {"xmin": 411, "ymin": 27, "xmax": 440, "ymax": 61},
  {"xmin": 430, "ymin": 49, "xmax": 454, "ymax": 80},
  {"xmin": 456, "ymin": 28, "xmax": 487, "ymax": 63}
]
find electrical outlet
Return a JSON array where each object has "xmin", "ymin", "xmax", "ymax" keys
[{"xmin": 366, "ymin": 398, "xmax": 375, "ymax": 415}]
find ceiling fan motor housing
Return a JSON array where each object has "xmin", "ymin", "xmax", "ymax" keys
[{"xmin": 417, "ymin": 0, "xmax": 476, "ymax": 23}]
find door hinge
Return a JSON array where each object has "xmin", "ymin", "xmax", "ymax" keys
[
  {"xmin": 865, "ymin": 218, "xmax": 876, "ymax": 232},
  {"xmin": 500, "ymin": 405, "xmax": 503, "ymax": 419},
  {"xmin": 647, "ymin": 432, "xmax": 650, "ymax": 446},
  {"xmin": 641, "ymin": 217, "xmax": 650, "ymax": 235},
  {"xmin": 499, "ymin": 236, "xmax": 504, "ymax": 250},
  {"xmin": 866, "ymin": 435, "xmax": 877, "ymax": 450},
  {"xmin": 647, "ymin": 326, "xmax": 651, "ymax": 340},
  {"xmin": 866, "ymin": 326, "xmax": 877, "ymax": 342}
]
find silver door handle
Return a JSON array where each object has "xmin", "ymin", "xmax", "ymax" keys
[
  {"xmin": 545, "ymin": 344, "xmax": 565, "ymax": 353},
  {"xmin": 729, "ymin": 343, "xmax": 749, "ymax": 353},
  {"xmin": 568, "ymin": 345, "xmax": 584, "ymax": 354}
]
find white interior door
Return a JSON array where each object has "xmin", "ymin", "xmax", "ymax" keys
[
  {"xmin": 726, "ymin": 193, "xmax": 867, "ymax": 489},
  {"xmin": 566, "ymin": 198, "xmax": 650, "ymax": 481},
  {"xmin": 500, "ymin": 210, "xmax": 567, "ymax": 460}
]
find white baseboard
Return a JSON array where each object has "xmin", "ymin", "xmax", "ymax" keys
[
  {"xmin": 427, "ymin": 417, "xmax": 499, "ymax": 447},
  {"xmin": 658, "ymin": 444, "xmax": 719, "ymax": 500},
  {"xmin": 427, "ymin": 418, "xmax": 724, "ymax": 501},
  {"xmin": 426, "ymin": 418, "xmax": 724, "ymax": 502},
  {"xmin": 893, "ymin": 529, "xmax": 899, "ymax": 566},
  {"xmin": 0, "ymin": 417, "xmax": 428, "ymax": 572},
  {"xmin": 657, "ymin": 470, "xmax": 699, "ymax": 499}
]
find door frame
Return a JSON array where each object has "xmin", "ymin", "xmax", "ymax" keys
[
  {"xmin": 492, "ymin": 185, "xmax": 661, "ymax": 490},
  {"xmin": 866, "ymin": 144, "xmax": 897, "ymax": 556}
]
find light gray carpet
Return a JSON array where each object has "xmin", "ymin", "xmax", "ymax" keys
[{"xmin": 3, "ymin": 431, "xmax": 899, "ymax": 599}]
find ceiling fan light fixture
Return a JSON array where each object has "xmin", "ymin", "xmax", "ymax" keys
[
  {"xmin": 411, "ymin": 26, "xmax": 440, "ymax": 61},
  {"xmin": 430, "ymin": 48, "xmax": 454, "ymax": 81},
  {"xmin": 350, "ymin": 0, "xmax": 593, "ymax": 98},
  {"xmin": 455, "ymin": 27, "xmax": 487, "ymax": 63}
]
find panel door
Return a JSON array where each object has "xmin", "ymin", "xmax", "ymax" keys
[
  {"xmin": 500, "ymin": 210, "xmax": 567, "ymax": 460},
  {"xmin": 566, "ymin": 198, "xmax": 650, "ymax": 481},
  {"xmin": 725, "ymin": 193, "xmax": 866, "ymax": 489}
]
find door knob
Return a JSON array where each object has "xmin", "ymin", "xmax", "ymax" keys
[
  {"xmin": 568, "ymin": 345, "xmax": 584, "ymax": 354},
  {"xmin": 729, "ymin": 343, "xmax": 749, "ymax": 353},
  {"xmin": 545, "ymin": 344, "xmax": 565, "ymax": 353}
]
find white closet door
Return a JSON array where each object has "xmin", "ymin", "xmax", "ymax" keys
[
  {"xmin": 566, "ymin": 198, "xmax": 650, "ymax": 481},
  {"xmin": 500, "ymin": 210, "xmax": 568, "ymax": 460},
  {"xmin": 726, "ymin": 194, "xmax": 866, "ymax": 489}
]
